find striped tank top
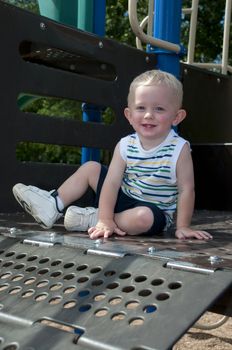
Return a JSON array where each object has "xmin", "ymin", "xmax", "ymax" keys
[{"xmin": 120, "ymin": 129, "xmax": 188, "ymax": 225}]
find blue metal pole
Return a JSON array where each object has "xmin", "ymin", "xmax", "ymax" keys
[
  {"xmin": 93, "ymin": 0, "xmax": 106, "ymax": 36},
  {"xmin": 81, "ymin": 0, "xmax": 106, "ymax": 164},
  {"xmin": 149, "ymin": 0, "xmax": 182, "ymax": 78}
]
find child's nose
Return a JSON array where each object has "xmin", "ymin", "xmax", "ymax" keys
[{"xmin": 144, "ymin": 110, "xmax": 153, "ymax": 119}]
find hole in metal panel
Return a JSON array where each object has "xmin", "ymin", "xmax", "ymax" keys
[
  {"xmin": 38, "ymin": 268, "xmax": 49, "ymax": 275},
  {"xmin": 91, "ymin": 279, "xmax": 103, "ymax": 287},
  {"xmin": 129, "ymin": 318, "xmax": 144, "ymax": 327},
  {"xmin": 93, "ymin": 293, "xmax": 106, "ymax": 301},
  {"xmin": 64, "ymin": 286, "xmax": 76, "ymax": 294},
  {"xmin": 111, "ymin": 313, "xmax": 126, "ymax": 321},
  {"xmin": 0, "ymin": 273, "xmax": 12, "ymax": 280},
  {"xmin": 50, "ymin": 271, "xmax": 62, "ymax": 278},
  {"xmin": 79, "ymin": 304, "xmax": 91, "ymax": 312},
  {"xmin": 151, "ymin": 278, "xmax": 164, "ymax": 286},
  {"xmin": 77, "ymin": 276, "xmax": 89, "ymax": 283},
  {"xmin": 64, "ymin": 300, "xmax": 77, "ymax": 309},
  {"xmin": 168, "ymin": 281, "xmax": 182, "ymax": 290},
  {"xmin": 12, "ymin": 275, "xmax": 24, "ymax": 282},
  {"xmin": 37, "ymin": 280, "xmax": 49, "ymax": 288},
  {"xmin": 63, "ymin": 263, "xmax": 75, "ymax": 269},
  {"xmin": 35, "ymin": 293, "xmax": 48, "ymax": 302},
  {"xmin": 16, "ymin": 253, "xmax": 27, "ymax": 259},
  {"xmin": 107, "ymin": 282, "xmax": 119, "ymax": 290},
  {"xmin": 39, "ymin": 258, "xmax": 50, "ymax": 264},
  {"xmin": 49, "ymin": 283, "xmax": 63, "ymax": 291},
  {"xmin": 63, "ymin": 273, "xmax": 75, "ymax": 281},
  {"xmin": 9, "ymin": 287, "xmax": 22, "ymax": 295},
  {"xmin": 22, "ymin": 289, "xmax": 35, "ymax": 298},
  {"xmin": 19, "ymin": 41, "xmax": 117, "ymax": 81},
  {"xmin": 134, "ymin": 275, "xmax": 147, "ymax": 283},
  {"xmin": 5, "ymin": 252, "xmax": 15, "ymax": 257},
  {"xmin": 24, "ymin": 277, "xmax": 36, "ymax": 285},
  {"xmin": 95, "ymin": 308, "xmax": 108, "ymax": 317},
  {"xmin": 25, "ymin": 266, "xmax": 37, "ymax": 273},
  {"xmin": 156, "ymin": 292, "xmax": 170, "ymax": 301},
  {"xmin": 125, "ymin": 301, "xmax": 140, "ymax": 310},
  {"xmin": 143, "ymin": 304, "xmax": 157, "ymax": 313},
  {"xmin": 0, "ymin": 284, "xmax": 9, "ymax": 292},
  {"xmin": 109, "ymin": 297, "xmax": 122, "ymax": 305},
  {"xmin": 3, "ymin": 262, "xmax": 14, "ymax": 268},
  {"xmin": 90, "ymin": 267, "xmax": 102, "ymax": 274},
  {"xmin": 51, "ymin": 260, "xmax": 62, "ymax": 266},
  {"xmin": 78, "ymin": 290, "xmax": 90, "ymax": 297},
  {"xmin": 76, "ymin": 264, "xmax": 88, "ymax": 271},
  {"xmin": 138, "ymin": 289, "xmax": 152, "ymax": 297},
  {"xmin": 27, "ymin": 255, "xmax": 38, "ymax": 262},
  {"xmin": 14, "ymin": 264, "xmax": 25, "ymax": 270},
  {"xmin": 104, "ymin": 270, "xmax": 116, "ymax": 277},
  {"xmin": 49, "ymin": 296, "xmax": 62, "ymax": 305},
  {"xmin": 122, "ymin": 286, "xmax": 135, "ymax": 293},
  {"xmin": 119, "ymin": 273, "xmax": 131, "ymax": 279}
]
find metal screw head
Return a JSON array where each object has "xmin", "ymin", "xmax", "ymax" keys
[
  {"xmin": 9, "ymin": 227, "xmax": 16, "ymax": 235},
  {"xmin": 40, "ymin": 22, "xmax": 46, "ymax": 30},
  {"xmin": 49, "ymin": 232, "xmax": 55, "ymax": 241},
  {"xmin": 94, "ymin": 239, "xmax": 102, "ymax": 246},
  {"xmin": 209, "ymin": 255, "xmax": 223, "ymax": 264},
  {"xmin": 145, "ymin": 56, "xmax": 150, "ymax": 63},
  {"xmin": 98, "ymin": 41, "xmax": 103, "ymax": 49},
  {"xmin": 148, "ymin": 246, "xmax": 155, "ymax": 254}
]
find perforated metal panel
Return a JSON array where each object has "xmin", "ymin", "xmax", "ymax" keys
[{"xmin": 0, "ymin": 235, "xmax": 231, "ymax": 350}]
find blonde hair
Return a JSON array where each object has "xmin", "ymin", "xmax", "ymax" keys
[{"xmin": 127, "ymin": 70, "xmax": 183, "ymax": 108}]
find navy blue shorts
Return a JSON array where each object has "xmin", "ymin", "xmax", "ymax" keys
[{"xmin": 94, "ymin": 165, "xmax": 166, "ymax": 236}]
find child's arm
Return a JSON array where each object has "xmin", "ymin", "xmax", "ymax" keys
[
  {"xmin": 88, "ymin": 142, "xmax": 126, "ymax": 239},
  {"xmin": 175, "ymin": 143, "xmax": 212, "ymax": 240}
]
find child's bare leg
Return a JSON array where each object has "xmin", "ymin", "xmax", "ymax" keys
[
  {"xmin": 58, "ymin": 161, "xmax": 101, "ymax": 206},
  {"xmin": 114, "ymin": 207, "xmax": 154, "ymax": 235}
]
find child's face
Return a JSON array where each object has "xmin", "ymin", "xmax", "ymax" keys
[{"xmin": 124, "ymin": 84, "xmax": 186, "ymax": 148}]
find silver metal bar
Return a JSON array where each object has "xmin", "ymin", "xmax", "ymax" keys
[
  {"xmin": 166, "ymin": 261, "xmax": 215, "ymax": 274},
  {"xmin": 0, "ymin": 311, "xmax": 33, "ymax": 327}
]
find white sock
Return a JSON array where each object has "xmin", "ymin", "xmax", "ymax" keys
[{"xmin": 56, "ymin": 195, "xmax": 64, "ymax": 211}]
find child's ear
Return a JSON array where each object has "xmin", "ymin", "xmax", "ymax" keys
[
  {"xmin": 172, "ymin": 109, "xmax": 186, "ymax": 126},
  {"xmin": 124, "ymin": 107, "xmax": 132, "ymax": 123}
]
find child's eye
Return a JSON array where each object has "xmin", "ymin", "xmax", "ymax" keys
[
  {"xmin": 155, "ymin": 106, "xmax": 165, "ymax": 112},
  {"xmin": 136, "ymin": 106, "xmax": 145, "ymax": 111}
]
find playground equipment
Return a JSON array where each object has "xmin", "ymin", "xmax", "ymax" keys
[{"xmin": 0, "ymin": 1, "xmax": 231, "ymax": 349}]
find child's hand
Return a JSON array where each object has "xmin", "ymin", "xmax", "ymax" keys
[
  {"xmin": 175, "ymin": 227, "xmax": 212, "ymax": 240},
  {"xmin": 88, "ymin": 219, "xmax": 126, "ymax": 239}
]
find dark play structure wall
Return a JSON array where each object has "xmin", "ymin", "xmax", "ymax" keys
[{"xmin": 0, "ymin": 2, "xmax": 231, "ymax": 212}]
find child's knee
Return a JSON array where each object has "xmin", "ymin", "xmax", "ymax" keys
[
  {"xmin": 81, "ymin": 161, "xmax": 101, "ymax": 176},
  {"xmin": 135, "ymin": 207, "xmax": 154, "ymax": 231}
]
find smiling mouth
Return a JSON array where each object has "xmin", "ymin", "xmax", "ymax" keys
[{"xmin": 142, "ymin": 124, "xmax": 156, "ymax": 128}]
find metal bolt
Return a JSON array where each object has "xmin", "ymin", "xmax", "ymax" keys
[
  {"xmin": 9, "ymin": 227, "xmax": 16, "ymax": 235},
  {"xmin": 49, "ymin": 232, "xmax": 55, "ymax": 241},
  {"xmin": 98, "ymin": 41, "xmax": 103, "ymax": 49},
  {"xmin": 145, "ymin": 56, "xmax": 150, "ymax": 63},
  {"xmin": 209, "ymin": 255, "xmax": 223, "ymax": 264},
  {"xmin": 40, "ymin": 22, "xmax": 46, "ymax": 30},
  {"xmin": 148, "ymin": 246, "xmax": 155, "ymax": 254},
  {"xmin": 94, "ymin": 239, "xmax": 102, "ymax": 246}
]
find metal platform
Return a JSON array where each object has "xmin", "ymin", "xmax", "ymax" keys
[{"xmin": 0, "ymin": 211, "xmax": 231, "ymax": 350}]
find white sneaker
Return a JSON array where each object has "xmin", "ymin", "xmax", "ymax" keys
[
  {"xmin": 64, "ymin": 206, "xmax": 98, "ymax": 231},
  {"xmin": 12, "ymin": 183, "xmax": 63, "ymax": 229}
]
